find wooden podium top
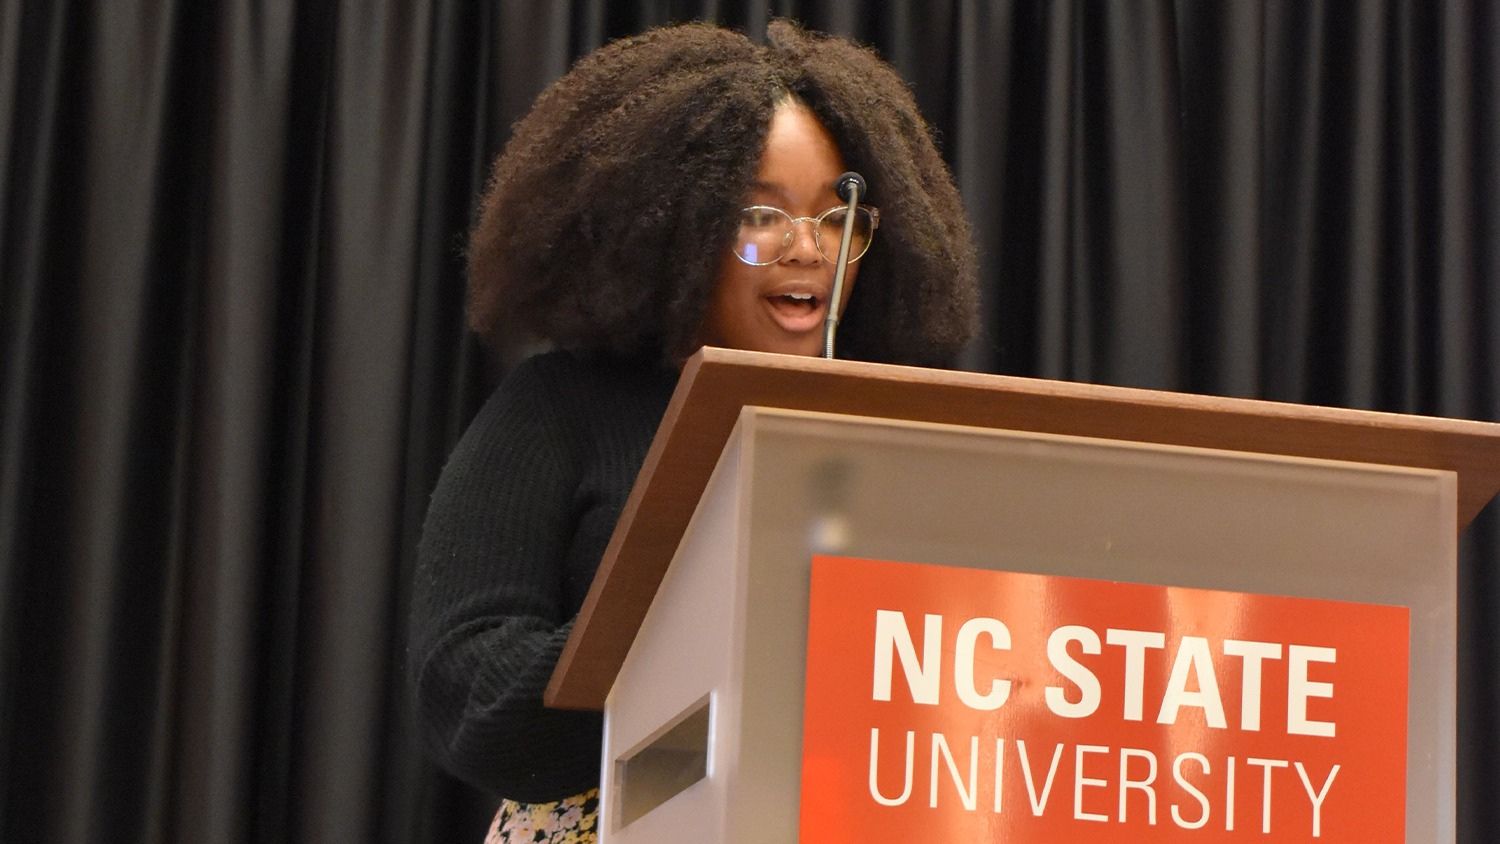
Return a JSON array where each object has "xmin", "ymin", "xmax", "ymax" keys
[{"xmin": 545, "ymin": 347, "xmax": 1500, "ymax": 710}]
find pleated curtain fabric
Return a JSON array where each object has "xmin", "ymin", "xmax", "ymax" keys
[{"xmin": 2, "ymin": 1, "xmax": 1496, "ymax": 842}]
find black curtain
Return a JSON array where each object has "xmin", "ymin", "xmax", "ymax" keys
[{"xmin": 2, "ymin": 1, "xmax": 1495, "ymax": 841}]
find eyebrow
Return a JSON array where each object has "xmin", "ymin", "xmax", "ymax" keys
[
  {"xmin": 747, "ymin": 181, "xmax": 849, "ymax": 212},
  {"xmin": 748, "ymin": 181, "xmax": 792, "ymax": 203}
]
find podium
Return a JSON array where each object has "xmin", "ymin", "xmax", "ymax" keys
[{"xmin": 546, "ymin": 348, "xmax": 1500, "ymax": 842}]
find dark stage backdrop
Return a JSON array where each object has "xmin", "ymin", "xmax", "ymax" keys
[{"xmin": 2, "ymin": 1, "xmax": 1496, "ymax": 841}]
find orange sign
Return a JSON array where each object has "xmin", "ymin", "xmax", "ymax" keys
[{"xmin": 799, "ymin": 556, "xmax": 1409, "ymax": 842}]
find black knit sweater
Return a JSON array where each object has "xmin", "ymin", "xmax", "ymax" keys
[{"xmin": 409, "ymin": 350, "xmax": 678, "ymax": 801}]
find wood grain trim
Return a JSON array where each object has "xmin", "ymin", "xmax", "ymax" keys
[{"xmin": 545, "ymin": 348, "xmax": 1500, "ymax": 710}]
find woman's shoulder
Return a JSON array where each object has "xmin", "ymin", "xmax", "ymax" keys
[
  {"xmin": 504, "ymin": 350, "xmax": 669, "ymax": 389},
  {"xmin": 461, "ymin": 349, "xmax": 675, "ymax": 443},
  {"xmin": 497, "ymin": 349, "xmax": 677, "ymax": 411}
]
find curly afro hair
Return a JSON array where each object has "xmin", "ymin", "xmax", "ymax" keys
[{"xmin": 468, "ymin": 19, "xmax": 978, "ymax": 367}]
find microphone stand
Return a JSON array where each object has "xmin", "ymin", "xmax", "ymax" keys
[{"xmin": 823, "ymin": 172, "xmax": 865, "ymax": 359}]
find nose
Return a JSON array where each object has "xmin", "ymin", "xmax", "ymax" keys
[{"xmin": 779, "ymin": 218, "xmax": 824, "ymax": 265}]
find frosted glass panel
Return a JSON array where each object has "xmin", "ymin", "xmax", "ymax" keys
[{"xmin": 729, "ymin": 408, "xmax": 1454, "ymax": 842}]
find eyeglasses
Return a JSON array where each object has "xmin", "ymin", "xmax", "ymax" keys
[{"xmin": 731, "ymin": 204, "xmax": 880, "ymax": 266}]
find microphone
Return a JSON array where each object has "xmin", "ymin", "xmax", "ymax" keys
[
  {"xmin": 835, "ymin": 172, "xmax": 866, "ymax": 203},
  {"xmin": 824, "ymin": 170, "xmax": 866, "ymax": 359}
]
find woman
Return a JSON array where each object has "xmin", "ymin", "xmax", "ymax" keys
[{"xmin": 409, "ymin": 19, "xmax": 978, "ymax": 842}]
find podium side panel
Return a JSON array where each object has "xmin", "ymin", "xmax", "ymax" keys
[{"xmin": 602, "ymin": 428, "xmax": 750, "ymax": 843}]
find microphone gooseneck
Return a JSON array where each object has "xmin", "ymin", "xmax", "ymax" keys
[{"xmin": 824, "ymin": 170, "xmax": 865, "ymax": 359}]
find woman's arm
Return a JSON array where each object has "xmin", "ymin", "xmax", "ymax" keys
[{"xmin": 407, "ymin": 358, "xmax": 603, "ymax": 801}]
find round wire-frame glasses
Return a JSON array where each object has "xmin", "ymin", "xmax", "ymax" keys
[{"xmin": 731, "ymin": 204, "xmax": 880, "ymax": 266}]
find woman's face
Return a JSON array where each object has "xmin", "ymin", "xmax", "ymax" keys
[{"xmin": 698, "ymin": 104, "xmax": 861, "ymax": 357}]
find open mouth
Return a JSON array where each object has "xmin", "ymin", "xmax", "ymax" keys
[{"xmin": 764, "ymin": 292, "xmax": 826, "ymax": 332}]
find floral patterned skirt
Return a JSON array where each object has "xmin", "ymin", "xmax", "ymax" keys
[{"xmin": 484, "ymin": 789, "xmax": 599, "ymax": 843}]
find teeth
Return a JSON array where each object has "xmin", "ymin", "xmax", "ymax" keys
[{"xmin": 786, "ymin": 293, "xmax": 814, "ymax": 301}]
